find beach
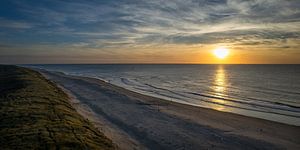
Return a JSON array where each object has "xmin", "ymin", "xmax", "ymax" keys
[
  {"xmin": 38, "ymin": 69, "xmax": 300, "ymax": 150},
  {"xmin": 2, "ymin": 0, "xmax": 300, "ymax": 149}
]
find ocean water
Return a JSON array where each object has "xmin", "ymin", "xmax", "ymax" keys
[{"xmin": 25, "ymin": 64, "xmax": 300, "ymax": 126}]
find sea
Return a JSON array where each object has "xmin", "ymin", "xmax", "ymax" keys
[{"xmin": 24, "ymin": 64, "xmax": 300, "ymax": 126}]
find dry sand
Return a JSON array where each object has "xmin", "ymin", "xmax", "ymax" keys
[{"xmin": 39, "ymin": 70, "xmax": 300, "ymax": 150}]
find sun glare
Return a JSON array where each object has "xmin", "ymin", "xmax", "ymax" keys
[{"xmin": 213, "ymin": 47, "xmax": 229, "ymax": 59}]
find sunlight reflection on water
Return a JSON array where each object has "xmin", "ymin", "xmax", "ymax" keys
[{"xmin": 212, "ymin": 65, "xmax": 227, "ymax": 111}]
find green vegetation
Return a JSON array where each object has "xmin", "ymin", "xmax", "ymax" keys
[{"xmin": 0, "ymin": 65, "xmax": 115, "ymax": 150}]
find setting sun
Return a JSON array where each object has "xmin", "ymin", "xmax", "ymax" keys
[{"xmin": 213, "ymin": 47, "xmax": 229, "ymax": 59}]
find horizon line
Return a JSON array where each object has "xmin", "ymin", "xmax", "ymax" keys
[{"xmin": 3, "ymin": 63, "xmax": 300, "ymax": 65}]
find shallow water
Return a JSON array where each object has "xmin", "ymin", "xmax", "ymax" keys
[{"xmin": 25, "ymin": 64, "xmax": 300, "ymax": 126}]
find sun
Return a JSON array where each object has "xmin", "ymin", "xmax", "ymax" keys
[{"xmin": 213, "ymin": 47, "xmax": 229, "ymax": 59}]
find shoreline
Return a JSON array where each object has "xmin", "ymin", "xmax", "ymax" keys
[
  {"xmin": 27, "ymin": 66, "xmax": 300, "ymax": 126},
  {"xmin": 39, "ymin": 69, "xmax": 300, "ymax": 149},
  {"xmin": 104, "ymin": 84, "xmax": 300, "ymax": 126},
  {"xmin": 38, "ymin": 68, "xmax": 299, "ymax": 127}
]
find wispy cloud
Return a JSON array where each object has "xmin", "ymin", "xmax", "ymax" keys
[
  {"xmin": 0, "ymin": 0, "xmax": 299, "ymax": 63},
  {"xmin": 0, "ymin": 17, "xmax": 33, "ymax": 29}
]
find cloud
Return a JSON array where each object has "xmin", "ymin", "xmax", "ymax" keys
[
  {"xmin": 0, "ymin": 0, "xmax": 299, "ymax": 56},
  {"xmin": 0, "ymin": 17, "xmax": 33, "ymax": 29},
  {"xmin": 164, "ymin": 29, "xmax": 300, "ymax": 45}
]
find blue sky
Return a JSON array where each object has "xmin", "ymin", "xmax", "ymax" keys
[{"xmin": 0, "ymin": 0, "xmax": 300, "ymax": 63}]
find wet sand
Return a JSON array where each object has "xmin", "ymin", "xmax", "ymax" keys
[{"xmin": 39, "ymin": 69, "xmax": 300, "ymax": 150}]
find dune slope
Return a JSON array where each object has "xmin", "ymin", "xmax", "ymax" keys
[{"xmin": 0, "ymin": 65, "xmax": 115, "ymax": 150}]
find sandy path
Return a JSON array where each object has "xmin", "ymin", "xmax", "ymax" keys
[{"xmin": 39, "ymin": 70, "xmax": 300, "ymax": 150}]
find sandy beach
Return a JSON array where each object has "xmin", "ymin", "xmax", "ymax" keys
[
  {"xmin": 39, "ymin": 69, "xmax": 300, "ymax": 150},
  {"xmin": 2, "ymin": 0, "xmax": 300, "ymax": 149}
]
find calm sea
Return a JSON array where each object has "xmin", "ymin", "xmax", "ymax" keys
[{"xmin": 25, "ymin": 64, "xmax": 300, "ymax": 126}]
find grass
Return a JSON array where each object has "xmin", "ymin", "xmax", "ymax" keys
[{"xmin": 0, "ymin": 65, "xmax": 115, "ymax": 150}]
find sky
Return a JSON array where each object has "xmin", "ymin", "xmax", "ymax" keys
[{"xmin": 0, "ymin": 0, "xmax": 299, "ymax": 64}]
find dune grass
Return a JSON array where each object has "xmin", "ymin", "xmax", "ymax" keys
[{"xmin": 0, "ymin": 65, "xmax": 115, "ymax": 150}]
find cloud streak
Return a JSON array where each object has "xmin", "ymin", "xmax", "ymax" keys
[{"xmin": 0, "ymin": 0, "xmax": 299, "ymax": 63}]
